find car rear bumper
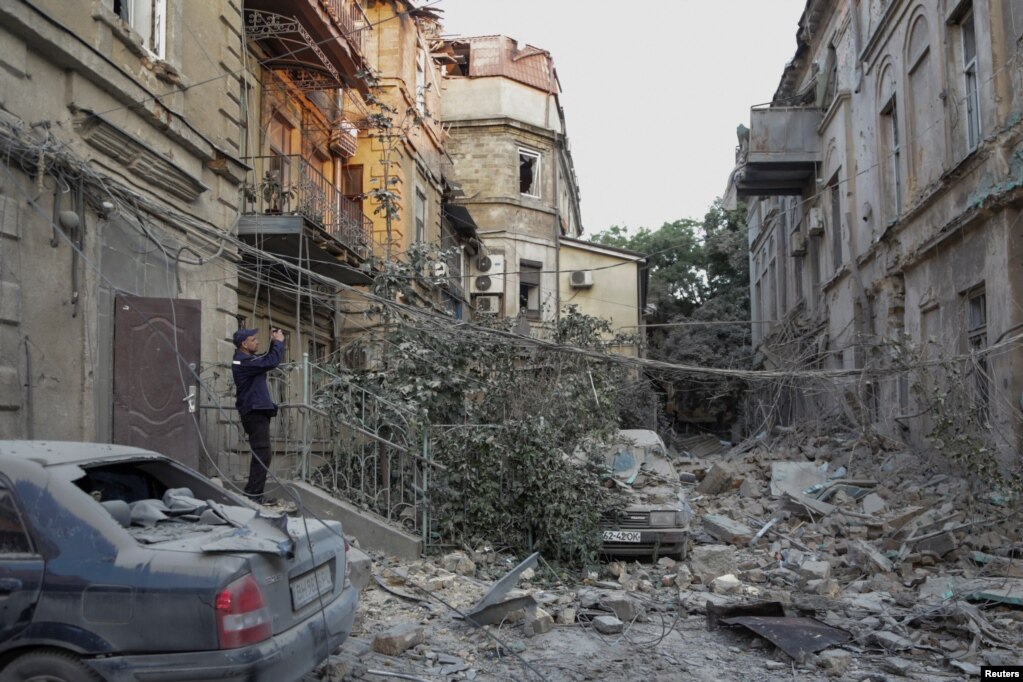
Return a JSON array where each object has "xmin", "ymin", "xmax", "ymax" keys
[
  {"xmin": 601, "ymin": 529, "xmax": 688, "ymax": 558},
  {"xmin": 85, "ymin": 585, "xmax": 358, "ymax": 682}
]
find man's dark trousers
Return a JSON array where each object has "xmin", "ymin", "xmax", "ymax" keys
[{"xmin": 241, "ymin": 410, "xmax": 273, "ymax": 500}]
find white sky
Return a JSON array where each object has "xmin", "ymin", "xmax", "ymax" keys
[{"xmin": 437, "ymin": 0, "xmax": 807, "ymax": 235}]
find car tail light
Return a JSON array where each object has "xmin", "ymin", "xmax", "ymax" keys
[{"xmin": 215, "ymin": 574, "xmax": 272, "ymax": 649}]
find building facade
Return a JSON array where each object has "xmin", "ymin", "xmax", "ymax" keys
[
  {"xmin": 0, "ymin": 0, "xmax": 248, "ymax": 469},
  {"xmin": 729, "ymin": 0, "xmax": 1023, "ymax": 457},
  {"xmin": 441, "ymin": 36, "xmax": 584, "ymax": 327}
]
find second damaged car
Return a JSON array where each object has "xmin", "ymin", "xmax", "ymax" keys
[
  {"xmin": 588, "ymin": 430, "xmax": 692, "ymax": 560},
  {"xmin": 0, "ymin": 441, "xmax": 357, "ymax": 682}
]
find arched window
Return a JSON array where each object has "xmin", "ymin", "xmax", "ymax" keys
[
  {"xmin": 905, "ymin": 15, "xmax": 941, "ymax": 192},
  {"xmin": 878, "ymin": 64, "xmax": 902, "ymax": 222}
]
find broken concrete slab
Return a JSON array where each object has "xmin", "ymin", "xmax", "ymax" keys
[
  {"xmin": 849, "ymin": 539, "xmax": 893, "ymax": 573},
  {"xmin": 372, "ymin": 623, "xmax": 425, "ymax": 656},
  {"xmin": 690, "ymin": 544, "xmax": 738, "ymax": 584},
  {"xmin": 347, "ymin": 545, "xmax": 372, "ymax": 591},
  {"xmin": 440, "ymin": 551, "xmax": 476, "ymax": 576},
  {"xmin": 861, "ymin": 493, "xmax": 886, "ymax": 515},
  {"xmin": 770, "ymin": 462, "xmax": 827, "ymax": 498},
  {"xmin": 711, "ymin": 574, "xmax": 742, "ymax": 594},
  {"xmin": 597, "ymin": 594, "xmax": 644, "ymax": 622},
  {"xmin": 703, "ymin": 514, "xmax": 754, "ymax": 545},
  {"xmin": 870, "ymin": 630, "xmax": 914, "ymax": 651},
  {"xmin": 592, "ymin": 615, "xmax": 624, "ymax": 634},
  {"xmin": 698, "ymin": 463, "xmax": 736, "ymax": 495},
  {"xmin": 799, "ymin": 560, "xmax": 831, "ymax": 582}
]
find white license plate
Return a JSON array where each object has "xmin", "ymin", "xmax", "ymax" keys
[
  {"xmin": 291, "ymin": 563, "xmax": 333, "ymax": 610},
  {"xmin": 602, "ymin": 530, "xmax": 642, "ymax": 543}
]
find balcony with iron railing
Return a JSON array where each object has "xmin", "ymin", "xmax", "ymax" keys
[{"xmin": 240, "ymin": 154, "xmax": 374, "ymax": 277}]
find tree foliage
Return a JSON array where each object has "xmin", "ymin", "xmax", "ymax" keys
[
  {"xmin": 591, "ymin": 199, "xmax": 752, "ymax": 433},
  {"xmin": 319, "ymin": 281, "xmax": 635, "ymax": 565}
]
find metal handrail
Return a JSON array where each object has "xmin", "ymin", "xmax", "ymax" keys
[{"xmin": 243, "ymin": 154, "xmax": 373, "ymax": 257}]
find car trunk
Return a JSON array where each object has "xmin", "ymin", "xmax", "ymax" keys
[{"xmin": 73, "ymin": 459, "xmax": 348, "ymax": 640}]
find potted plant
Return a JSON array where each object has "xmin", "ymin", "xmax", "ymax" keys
[{"xmin": 244, "ymin": 169, "xmax": 294, "ymax": 214}]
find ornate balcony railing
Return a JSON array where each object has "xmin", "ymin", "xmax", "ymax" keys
[
  {"xmin": 244, "ymin": 154, "xmax": 372, "ymax": 258},
  {"xmin": 322, "ymin": 0, "xmax": 366, "ymax": 55}
]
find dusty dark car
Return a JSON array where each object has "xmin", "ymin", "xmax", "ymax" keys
[
  {"xmin": 593, "ymin": 430, "xmax": 692, "ymax": 559},
  {"xmin": 0, "ymin": 441, "xmax": 357, "ymax": 682}
]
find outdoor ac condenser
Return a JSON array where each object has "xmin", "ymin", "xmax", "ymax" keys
[
  {"xmin": 570, "ymin": 270, "xmax": 594, "ymax": 288},
  {"xmin": 471, "ymin": 255, "xmax": 505, "ymax": 294},
  {"xmin": 473, "ymin": 294, "xmax": 501, "ymax": 314}
]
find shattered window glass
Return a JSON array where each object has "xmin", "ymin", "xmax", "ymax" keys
[
  {"xmin": 519, "ymin": 149, "xmax": 540, "ymax": 197},
  {"xmin": 0, "ymin": 487, "xmax": 32, "ymax": 555}
]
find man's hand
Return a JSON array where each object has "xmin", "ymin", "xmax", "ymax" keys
[{"xmin": 271, "ymin": 328, "xmax": 285, "ymax": 343}]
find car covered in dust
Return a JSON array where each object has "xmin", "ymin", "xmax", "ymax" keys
[
  {"xmin": 591, "ymin": 430, "xmax": 691, "ymax": 559},
  {"xmin": 0, "ymin": 441, "xmax": 357, "ymax": 682}
]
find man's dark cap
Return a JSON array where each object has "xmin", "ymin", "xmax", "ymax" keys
[{"xmin": 233, "ymin": 328, "xmax": 259, "ymax": 347}]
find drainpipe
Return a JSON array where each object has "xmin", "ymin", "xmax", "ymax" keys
[{"xmin": 554, "ymin": 138, "xmax": 561, "ymax": 323}]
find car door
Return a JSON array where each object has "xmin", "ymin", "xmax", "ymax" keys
[{"xmin": 0, "ymin": 479, "xmax": 44, "ymax": 644}]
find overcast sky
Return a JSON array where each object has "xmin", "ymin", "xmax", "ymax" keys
[{"xmin": 437, "ymin": 0, "xmax": 807, "ymax": 236}]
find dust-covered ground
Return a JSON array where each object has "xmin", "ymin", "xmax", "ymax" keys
[{"xmin": 305, "ymin": 428, "xmax": 1023, "ymax": 681}]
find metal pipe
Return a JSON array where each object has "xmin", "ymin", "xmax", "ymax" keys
[{"xmin": 302, "ymin": 351, "xmax": 310, "ymax": 481}]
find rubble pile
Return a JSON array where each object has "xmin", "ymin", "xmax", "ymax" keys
[{"xmin": 311, "ymin": 429, "xmax": 1023, "ymax": 681}]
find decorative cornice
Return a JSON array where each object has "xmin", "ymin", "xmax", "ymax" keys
[{"xmin": 72, "ymin": 110, "xmax": 208, "ymax": 202}]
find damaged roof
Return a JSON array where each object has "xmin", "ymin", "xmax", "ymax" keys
[{"xmin": 446, "ymin": 35, "xmax": 561, "ymax": 93}]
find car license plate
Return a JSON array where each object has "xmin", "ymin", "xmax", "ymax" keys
[
  {"xmin": 602, "ymin": 530, "xmax": 642, "ymax": 543},
  {"xmin": 291, "ymin": 563, "xmax": 333, "ymax": 610}
]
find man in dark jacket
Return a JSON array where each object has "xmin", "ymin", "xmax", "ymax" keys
[{"xmin": 232, "ymin": 327, "xmax": 285, "ymax": 503}]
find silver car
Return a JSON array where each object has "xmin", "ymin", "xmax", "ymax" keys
[{"xmin": 0, "ymin": 441, "xmax": 357, "ymax": 682}]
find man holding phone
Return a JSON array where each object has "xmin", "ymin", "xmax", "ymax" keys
[{"xmin": 231, "ymin": 326, "xmax": 286, "ymax": 503}]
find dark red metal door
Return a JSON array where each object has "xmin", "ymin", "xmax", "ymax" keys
[{"xmin": 113, "ymin": 296, "xmax": 202, "ymax": 469}]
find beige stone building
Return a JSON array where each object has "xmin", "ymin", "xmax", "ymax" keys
[
  {"xmin": 558, "ymin": 238, "xmax": 648, "ymax": 354},
  {"xmin": 728, "ymin": 0, "xmax": 1023, "ymax": 457},
  {"xmin": 0, "ymin": 0, "xmax": 247, "ymax": 468},
  {"xmin": 441, "ymin": 36, "xmax": 585, "ymax": 328}
]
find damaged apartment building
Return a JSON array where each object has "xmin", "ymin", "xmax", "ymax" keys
[
  {"xmin": 727, "ymin": 0, "xmax": 1023, "ymax": 457},
  {"xmin": 440, "ymin": 36, "xmax": 647, "ymax": 348}
]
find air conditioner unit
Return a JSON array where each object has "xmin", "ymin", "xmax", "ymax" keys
[
  {"xmin": 473, "ymin": 294, "xmax": 501, "ymax": 315},
  {"xmin": 807, "ymin": 207, "xmax": 824, "ymax": 236},
  {"xmin": 433, "ymin": 262, "xmax": 449, "ymax": 278},
  {"xmin": 791, "ymin": 231, "xmax": 807, "ymax": 256},
  {"xmin": 471, "ymin": 254, "xmax": 504, "ymax": 294},
  {"xmin": 569, "ymin": 270, "xmax": 594, "ymax": 288}
]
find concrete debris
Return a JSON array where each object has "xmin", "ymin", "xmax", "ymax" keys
[
  {"xmin": 697, "ymin": 463, "xmax": 737, "ymax": 495},
  {"xmin": 591, "ymin": 615, "xmax": 624, "ymax": 634},
  {"xmin": 690, "ymin": 544, "xmax": 738, "ymax": 584},
  {"xmin": 440, "ymin": 551, "xmax": 477, "ymax": 576},
  {"xmin": 702, "ymin": 514, "xmax": 754, "ymax": 545},
  {"xmin": 371, "ymin": 623, "xmax": 425, "ymax": 656},
  {"xmin": 325, "ymin": 425, "xmax": 1023, "ymax": 682}
]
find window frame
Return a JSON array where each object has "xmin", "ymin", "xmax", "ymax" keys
[
  {"xmin": 519, "ymin": 259, "xmax": 542, "ymax": 319},
  {"xmin": 414, "ymin": 187, "xmax": 427, "ymax": 243},
  {"xmin": 518, "ymin": 148, "xmax": 542, "ymax": 199},
  {"xmin": 960, "ymin": 9, "xmax": 982, "ymax": 150},
  {"xmin": 880, "ymin": 96, "xmax": 903, "ymax": 219},
  {"xmin": 0, "ymin": 482, "xmax": 35, "ymax": 557}
]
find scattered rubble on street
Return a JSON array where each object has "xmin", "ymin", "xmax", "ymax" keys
[{"xmin": 308, "ymin": 427, "xmax": 1023, "ymax": 681}]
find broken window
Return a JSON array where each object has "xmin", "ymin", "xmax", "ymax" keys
[
  {"xmin": 960, "ymin": 8, "xmax": 981, "ymax": 150},
  {"xmin": 880, "ymin": 96, "xmax": 902, "ymax": 220},
  {"xmin": 519, "ymin": 149, "xmax": 541, "ymax": 197},
  {"xmin": 965, "ymin": 287, "xmax": 989, "ymax": 419},
  {"xmin": 830, "ymin": 181, "xmax": 843, "ymax": 271},
  {"xmin": 0, "ymin": 484, "xmax": 31, "ymax": 555},
  {"xmin": 113, "ymin": 0, "xmax": 167, "ymax": 58},
  {"xmin": 451, "ymin": 43, "xmax": 470, "ymax": 77},
  {"xmin": 416, "ymin": 49, "xmax": 427, "ymax": 113},
  {"xmin": 415, "ymin": 188, "xmax": 427, "ymax": 243},
  {"xmin": 519, "ymin": 260, "xmax": 542, "ymax": 318}
]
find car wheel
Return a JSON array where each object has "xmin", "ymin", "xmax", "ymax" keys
[{"xmin": 0, "ymin": 650, "xmax": 102, "ymax": 682}]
